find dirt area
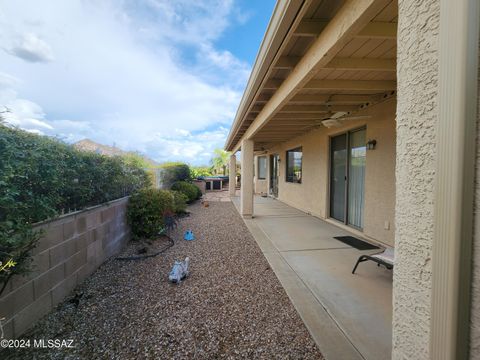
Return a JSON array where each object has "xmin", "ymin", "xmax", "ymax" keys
[
  {"xmin": 202, "ymin": 189, "xmax": 232, "ymax": 202},
  {"xmin": 3, "ymin": 201, "xmax": 323, "ymax": 359}
]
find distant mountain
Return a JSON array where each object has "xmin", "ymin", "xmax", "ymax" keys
[{"xmin": 73, "ymin": 139, "xmax": 158, "ymax": 166}]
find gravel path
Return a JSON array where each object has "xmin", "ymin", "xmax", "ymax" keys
[{"xmin": 5, "ymin": 201, "xmax": 323, "ymax": 359}]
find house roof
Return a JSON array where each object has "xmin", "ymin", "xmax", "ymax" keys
[{"xmin": 225, "ymin": 0, "xmax": 397, "ymax": 152}]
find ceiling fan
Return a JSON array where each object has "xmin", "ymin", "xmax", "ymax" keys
[{"xmin": 318, "ymin": 112, "xmax": 372, "ymax": 128}]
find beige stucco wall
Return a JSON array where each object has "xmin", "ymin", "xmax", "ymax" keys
[
  {"xmin": 392, "ymin": 0, "xmax": 440, "ymax": 358},
  {"xmin": 254, "ymin": 97, "xmax": 396, "ymax": 246}
]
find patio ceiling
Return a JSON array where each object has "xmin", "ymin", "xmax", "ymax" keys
[{"xmin": 225, "ymin": 0, "xmax": 398, "ymax": 152}]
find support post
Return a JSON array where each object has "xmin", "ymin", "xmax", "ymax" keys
[
  {"xmin": 430, "ymin": 0, "xmax": 479, "ymax": 358},
  {"xmin": 240, "ymin": 139, "xmax": 254, "ymax": 218},
  {"xmin": 229, "ymin": 154, "xmax": 237, "ymax": 196}
]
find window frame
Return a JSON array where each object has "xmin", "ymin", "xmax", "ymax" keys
[
  {"xmin": 285, "ymin": 147, "xmax": 303, "ymax": 184},
  {"xmin": 257, "ymin": 156, "xmax": 267, "ymax": 180}
]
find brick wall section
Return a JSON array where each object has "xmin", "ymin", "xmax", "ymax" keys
[{"xmin": 0, "ymin": 197, "xmax": 130, "ymax": 339}]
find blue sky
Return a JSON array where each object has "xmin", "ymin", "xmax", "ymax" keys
[{"xmin": 0, "ymin": 0, "xmax": 275, "ymax": 165}]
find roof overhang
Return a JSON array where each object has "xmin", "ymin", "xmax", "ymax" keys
[
  {"xmin": 225, "ymin": 0, "xmax": 398, "ymax": 153},
  {"xmin": 224, "ymin": 0, "xmax": 305, "ymax": 152}
]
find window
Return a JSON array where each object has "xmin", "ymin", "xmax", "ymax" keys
[
  {"xmin": 286, "ymin": 147, "xmax": 302, "ymax": 183},
  {"xmin": 258, "ymin": 156, "xmax": 267, "ymax": 180}
]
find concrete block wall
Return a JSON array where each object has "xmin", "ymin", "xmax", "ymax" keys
[
  {"xmin": 0, "ymin": 197, "xmax": 130, "ymax": 339},
  {"xmin": 192, "ymin": 180, "xmax": 206, "ymax": 194}
]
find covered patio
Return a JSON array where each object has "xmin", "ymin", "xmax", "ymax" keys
[{"xmin": 233, "ymin": 195, "xmax": 392, "ymax": 360}]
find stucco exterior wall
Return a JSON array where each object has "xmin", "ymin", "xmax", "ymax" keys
[
  {"xmin": 392, "ymin": 0, "xmax": 440, "ymax": 358},
  {"xmin": 254, "ymin": 98, "xmax": 396, "ymax": 246}
]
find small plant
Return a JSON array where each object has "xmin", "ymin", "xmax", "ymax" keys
[
  {"xmin": 127, "ymin": 188, "xmax": 175, "ymax": 240},
  {"xmin": 171, "ymin": 181, "xmax": 201, "ymax": 203},
  {"xmin": 0, "ymin": 222, "xmax": 42, "ymax": 297}
]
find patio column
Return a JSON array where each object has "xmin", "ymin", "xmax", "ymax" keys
[
  {"xmin": 240, "ymin": 138, "xmax": 254, "ymax": 218},
  {"xmin": 229, "ymin": 154, "xmax": 236, "ymax": 196}
]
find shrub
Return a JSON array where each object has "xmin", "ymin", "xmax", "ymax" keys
[
  {"xmin": 169, "ymin": 190, "xmax": 188, "ymax": 214},
  {"xmin": 0, "ymin": 124, "xmax": 150, "ymax": 295},
  {"xmin": 127, "ymin": 188, "xmax": 174, "ymax": 240},
  {"xmin": 0, "ymin": 125, "xmax": 150, "ymax": 218},
  {"xmin": 171, "ymin": 181, "xmax": 201, "ymax": 203},
  {"xmin": 158, "ymin": 162, "xmax": 191, "ymax": 188}
]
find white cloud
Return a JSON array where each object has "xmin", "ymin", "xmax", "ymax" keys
[
  {"xmin": 0, "ymin": 72, "xmax": 20, "ymax": 88},
  {"xmin": 0, "ymin": 0, "xmax": 251, "ymax": 164},
  {"xmin": 144, "ymin": 127, "xmax": 230, "ymax": 164},
  {"xmin": 7, "ymin": 32, "xmax": 55, "ymax": 63}
]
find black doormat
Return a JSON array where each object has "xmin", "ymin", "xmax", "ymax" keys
[{"xmin": 333, "ymin": 236, "xmax": 379, "ymax": 250}]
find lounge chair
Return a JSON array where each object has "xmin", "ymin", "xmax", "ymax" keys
[{"xmin": 352, "ymin": 247, "xmax": 394, "ymax": 274}]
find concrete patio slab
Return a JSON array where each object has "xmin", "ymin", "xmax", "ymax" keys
[
  {"xmin": 233, "ymin": 195, "xmax": 392, "ymax": 360},
  {"xmin": 283, "ymin": 249, "xmax": 392, "ymax": 360},
  {"xmin": 255, "ymin": 215, "xmax": 353, "ymax": 251}
]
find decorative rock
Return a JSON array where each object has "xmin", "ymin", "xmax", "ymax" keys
[{"xmin": 3, "ymin": 202, "xmax": 323, "ymax": 359}]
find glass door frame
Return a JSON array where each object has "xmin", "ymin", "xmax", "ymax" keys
[
  {"xmin": 269, "ymin": 154, "xmax": 279, "ymax": 198},
  {"xmin": 328, "ymin": 126, "xmax": 366, "ymax": 230}
]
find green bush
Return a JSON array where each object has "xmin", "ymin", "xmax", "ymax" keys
[
  {"xmin": 127, "ymin": 188, "xmax": 175, "ymax": 240},
  {"xmin": 158, "ymin": 162, "xmax": 191, "ymax": 188},
  {"xmin": 0, "ymin": 124, "xmax": 150, "ymax": 295},
  {"xmin": 0, "ymin": 125, "xmax": 150, "ymax": 219},
  {"xmin": 169, "ymin": 190, "xmax": 188, "ymax": 214},
  {"xmin": 171, "ymin": 181, "xmax": 201, "ymax": 203}
]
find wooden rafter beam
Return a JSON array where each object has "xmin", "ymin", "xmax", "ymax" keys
[
  {"xmin": 325, "ymin": 57, "xmax": 396, "ymax": 71},
  {"xmin": 257, "ymin": 131, "xmax": 311, "ymax": 135},
  {"xmin": 357, "ymin": 21, "xmax": 397, "ymax": 39},
  {"xmin": 254, "ymin": 94, "xmax": 272, "ymax": 104},
  {"xmin": 262, "ymin": 124, "xmax": 315, "ymax": 127},
  {"xmin": 255, "ymin": 137, "xmax": 306, "ymax": 141},
  {"xmin": 304, "ymin": 79, "xmax": 396, "ymax": 91},
  {"xmin": 273, "ymin": 56, "xmax": 396, "ymax": 72},
  {"xmin": 273, "ymin": 113, "xmax": 330, "ymax": 119},
  {"xmin": 294, "ymin": 19, "xmax": 397, "ymax": 39},
  {"xmin": 251, "ymin": 105, "xmax": 266, "ymax": 113},
  {"xmin": 273, "ymin": 56, "xmax": 302, "ymax": 69},
  {"xmin": 263, "ymin": 78, "xmax": 283, "ymax": 90},
  {"xmin": 280, "ymin": 104, "xmax": 359, "ymax": 113},
  {"xmin": 293, "ymin": 20, "xmax": 329, "ymax": 36},
  {"xmin": 289, "ymin": 94, "xmax": 378, "ymax": 104}
]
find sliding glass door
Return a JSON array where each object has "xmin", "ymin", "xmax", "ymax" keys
[
  {"xmin": 347, "ymin": 129, "xmax": 366, "ymax": 228},
  {"xmin": 330, "ymin": 134, "xmax": 347, "ymax": 222},
  {"xmin": 269, "ymin": 154, "xmax": 279, "ymax": 197},
  {"xmin": 330, "ymin": 128, "xmax": 366, "ymax": 229}
]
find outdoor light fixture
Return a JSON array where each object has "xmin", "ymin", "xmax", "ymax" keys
[{"xmin": 366, "ymin": 139, "xmax": 377, "ymax": 150}]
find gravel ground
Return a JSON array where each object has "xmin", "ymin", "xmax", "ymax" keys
[{"xmin": 4, "ymin": 201, "xmax": 323, "ymax": 359}]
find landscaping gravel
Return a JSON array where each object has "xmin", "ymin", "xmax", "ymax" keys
[{"xmin": 4, "ymin": 201, "xmax": 323, "ymax": 359}]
